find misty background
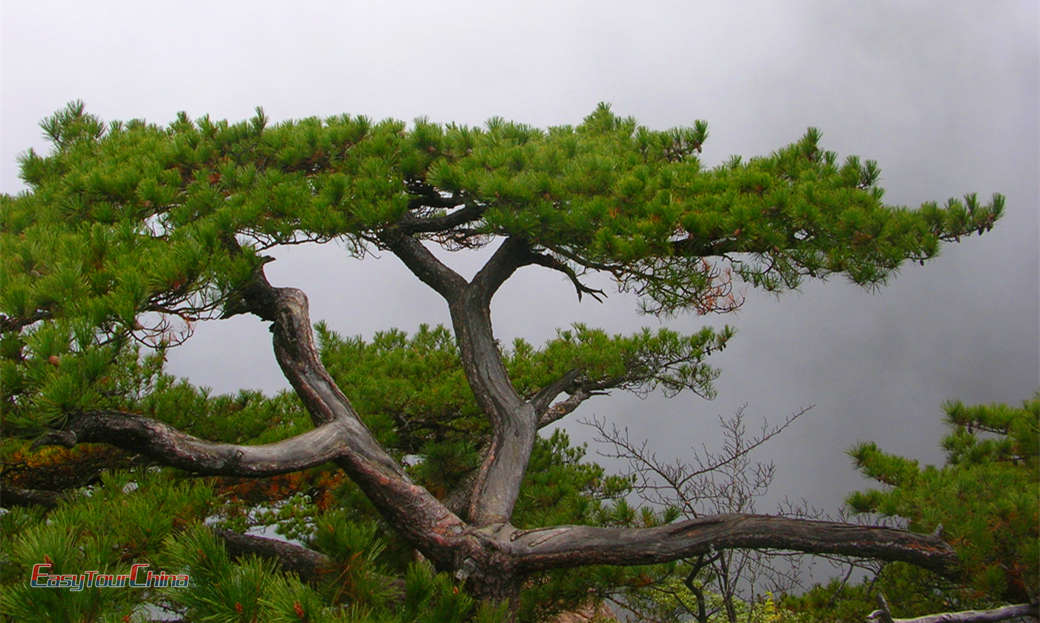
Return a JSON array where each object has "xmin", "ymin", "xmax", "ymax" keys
[{"xmin": 3, "ymin": 0, "xmax": 1037, "ymax": 560}]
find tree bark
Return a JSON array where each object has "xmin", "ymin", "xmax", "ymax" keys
[
  {"xmin": 34, "ymin": 411, "xmax": 353, "ymax": 477},
  {"xmin": 509, "ymin": 514, "xmax": 958, "ymax": 577},
  {"xmin": 239, "ymin": 238, "xmax": 963, "ymax": 597},
  {"xmin": 382, "ymin": 234, "xmax": 540, "ymax": 526},
  {"xmin": 1, "ymin": 486, "xmax": 63, "ymax": 509},
  {"xmin": 869, "ymin": 593, "xmax": 1037, "ymax": 622},
  {"xmin": 231, "ymin": 265, "xmax": 469, "ymax": 568},
  {"xmin": 216, "ymin": 529, "xmax": 332, "ymax": 583},
  {"xmin": 28, "ymin": 242, "xmax": 966, "ymax": 602}
]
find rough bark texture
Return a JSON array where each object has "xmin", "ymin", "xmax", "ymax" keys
[
  {"xmin": 507, "ymin": 514, "xmax": 958, "ymax": 576},
  {"xmin": 33, "ymin": 411, "xmax": 352, "ymax": 476},
  {"xmin": 217, "ymin": 529, "xmax": 332, "ymax": 583},
  {"xmin": 32, "ymin": 235, "xmax": 966, "ymax": 602},
  {"xmin": 381, "ymin": 233, "xmax": 540, "ymax": 527},
  {"xmin": 869, "ymin": 593, "xmax": 1037, "ymax": 623},
  {"xmin": 1, "ymin": 486, "xmax": 63, "ymax": 509},
  {"xmin": 232, "ymin": 265, "xmax": 470, "ymax": 568}
]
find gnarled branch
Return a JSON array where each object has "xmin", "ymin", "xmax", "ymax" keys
[
  {"xmin": 468, "ymin": 236, "xmax": 538, "ymax": 303},
  {"xmin": 510, "ymin": 514, "xmax": 960, "ymax": 577},
  {"xmin": 33, "ymin": 410, "xmax": 351, "ymax": 477},
  {"xmin": 216, "ymin": 529, "xmax": 332, "ymax": 584},
  {"xmin": 524, "ymin": 251, "xmax": 605, "ymax": 302},
  {"xmin": 377, "ymin": 231, "xmax": 468, "ymax": 301},
  {"xmin": 537, "ymin": 389, "xmax": 595, "ymax": 428},
  {"xmin": 1, "ymin": 486, "xmax": 64, "ymax": 509},
  {"xmin": 398, "ymin": 202, "xmax": 486, "ymax": 235},
  {"xmin": 868, "ymin": 593, "xmax": 1037, "ymax": 623},
  {"xmin": 224, "ymin": 261, "xmax": 468, "ymax": 565},
  {"xmin": 384, "ymin": 235, "xmax": 538, "ymax": 526},
  {"xmin": 529, "ymin": 368, "xmax": 582, "ymax": 415}
]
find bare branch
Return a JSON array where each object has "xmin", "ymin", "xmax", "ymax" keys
[
  {"xmin": 867, "ymin": 593, "xmax": 1037, "ymax": 623},
  {"xmin": 1, "ymin": 486, "xmax": 64, "ymax": 509},
  {"xmin": 524, "ymin": 251, "xmax": 606, "ymax": 302},
  {"xmin": 216, "ymin": 529, "xmax": 331, "ymax": 583},
  {"xmin": 530, "ymin": 369, "xmax": 582, "ymax": 415},
  {"xmin": 538, "ymin": 389, "xmax": 594, "ymax": 428},
  {"xmin": 587, "ymin": 406, "xmax": 810, "ymax": 514},
  {"xmin": 510, "ymin": 514, "xmax": 959, "ymax": 577},
  {"xmin": 397, "ymin": 202, "xmax": 486, "ymax": 235},
  {"xmin": 32, "ymin": 410, "xmax": 352, "ymax": 477}
]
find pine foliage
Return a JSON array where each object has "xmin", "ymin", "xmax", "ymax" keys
[
  {"xmin": 0, "ymin": 103, "xmax": 1007, "ymax": 621},
  {"xmin": 785, "ymin": 396, "xmax": 1039, "ymax": 621},
  {"xmin": 847, "ymin": 396, "xmax": 1039, "ymax": 602}
]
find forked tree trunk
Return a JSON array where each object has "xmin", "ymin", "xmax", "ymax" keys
[{"xmin": 34, "ymin": 237, "xmax": 965, "ymax": 611}]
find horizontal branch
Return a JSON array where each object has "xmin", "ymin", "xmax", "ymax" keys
[
  {"xmin": 216, "ymin": 529, "xmax": 331, "ymax": 583},
  {"xmin": 537, "ymin": 389, "xmax": 593, "ymax": 428},
  {"xmin": 1, "ymin": 486, "xmax": 64, "ymax": 509},
  {"xmin": 397, "ymin": 202, "xmax": 486, "ymax": 234},
  {"xmin": 510, "ymin": 514, "xmax": 959, "ymax": 577},
  {"xmin": 869, "ymin": 593, "xmax": 1037, "ymax": 623},
  {"xmin": 33, "ymin": 410, "xmax": 350, "ymax": 477},
  {"xmin": 529, "ymin": 368, "xmax": 582, "ymax": 415}
]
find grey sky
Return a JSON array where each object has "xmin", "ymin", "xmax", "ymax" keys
[{"xmin": 3, "ymin": 0, "xmax": 1037, "ymax": 531}]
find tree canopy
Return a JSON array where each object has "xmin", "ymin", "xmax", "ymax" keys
[{"xmin": 0, "ymin": 102, "xmax": 1005, "ymax": 620}]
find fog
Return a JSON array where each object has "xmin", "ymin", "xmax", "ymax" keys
[{"xmin": 3, "ymin": 0, "xmax": 1037, "ymax": 538}]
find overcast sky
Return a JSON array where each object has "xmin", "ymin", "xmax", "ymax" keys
[{"xmin": 3, "ymin": 1, "xmax": 1037, "ymax": 528}]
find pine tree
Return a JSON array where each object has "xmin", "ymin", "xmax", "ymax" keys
[
  {"xmin": 0, "ymin": 102, "xmax": 1003, "ymax": 618},
  {"xmin": 847, "ymin": 396, "xmax": 1039, "ymax": 605},
  {"xmin": 783, "ymin": 396, "xmax": 1039, "ymax": 622}
]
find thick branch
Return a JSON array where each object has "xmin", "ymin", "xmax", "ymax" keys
[
  {"xmin": 868, "ymin": 593, "xmax": 1037, "ymax": 623},
  {"xmin": 33, "ymin": 411, "xmax": 351, "ymax": 477},
  {"xmin": 381, "ymin": 235, "xmax": 538, "ymax": 526},
  {"xmin": 377, "ymin": 231, "xmax": 467, "ymax": 301},
  {"xmin": 216, "ymin": 529, "xmax": 331, "ymax": 583},
  {"xmin": 460, "ymin": 238, "xmax": 615, "ymax": 523},
  {"xmin": 397, "ymin": 202, "xmax": 486, "ymax": 235},
  {"xmin": 510, "ymin": 514, "xmax": 960, "ymax": 577},
  {"xmin": 456, "ymin": 239, "xmax": 541, "ymax": 525},
  {"xmin": 225, "ymin": 263, "xmax": 467, "ymax": 565},
  {"xmin": 1, "ymin": 486, "xmax": 63, "ymax": 509},
  {"xmin": 537, "ymin": 389, "xmax": 593, "ymax": 428},
  {"xmin": 469, "ymin": 236, "xmax": 538, "ymax": 304},
  {"xmin": 385, "ymin": 236, "xmax": 607, "ymax": 523},
  {"xmin": 530, "ymin": 368, "xmax": 582, "ymax": 415},
  {"xmin": 451, "ymin": 288, "xmax": 536, "ymax": 526}
]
